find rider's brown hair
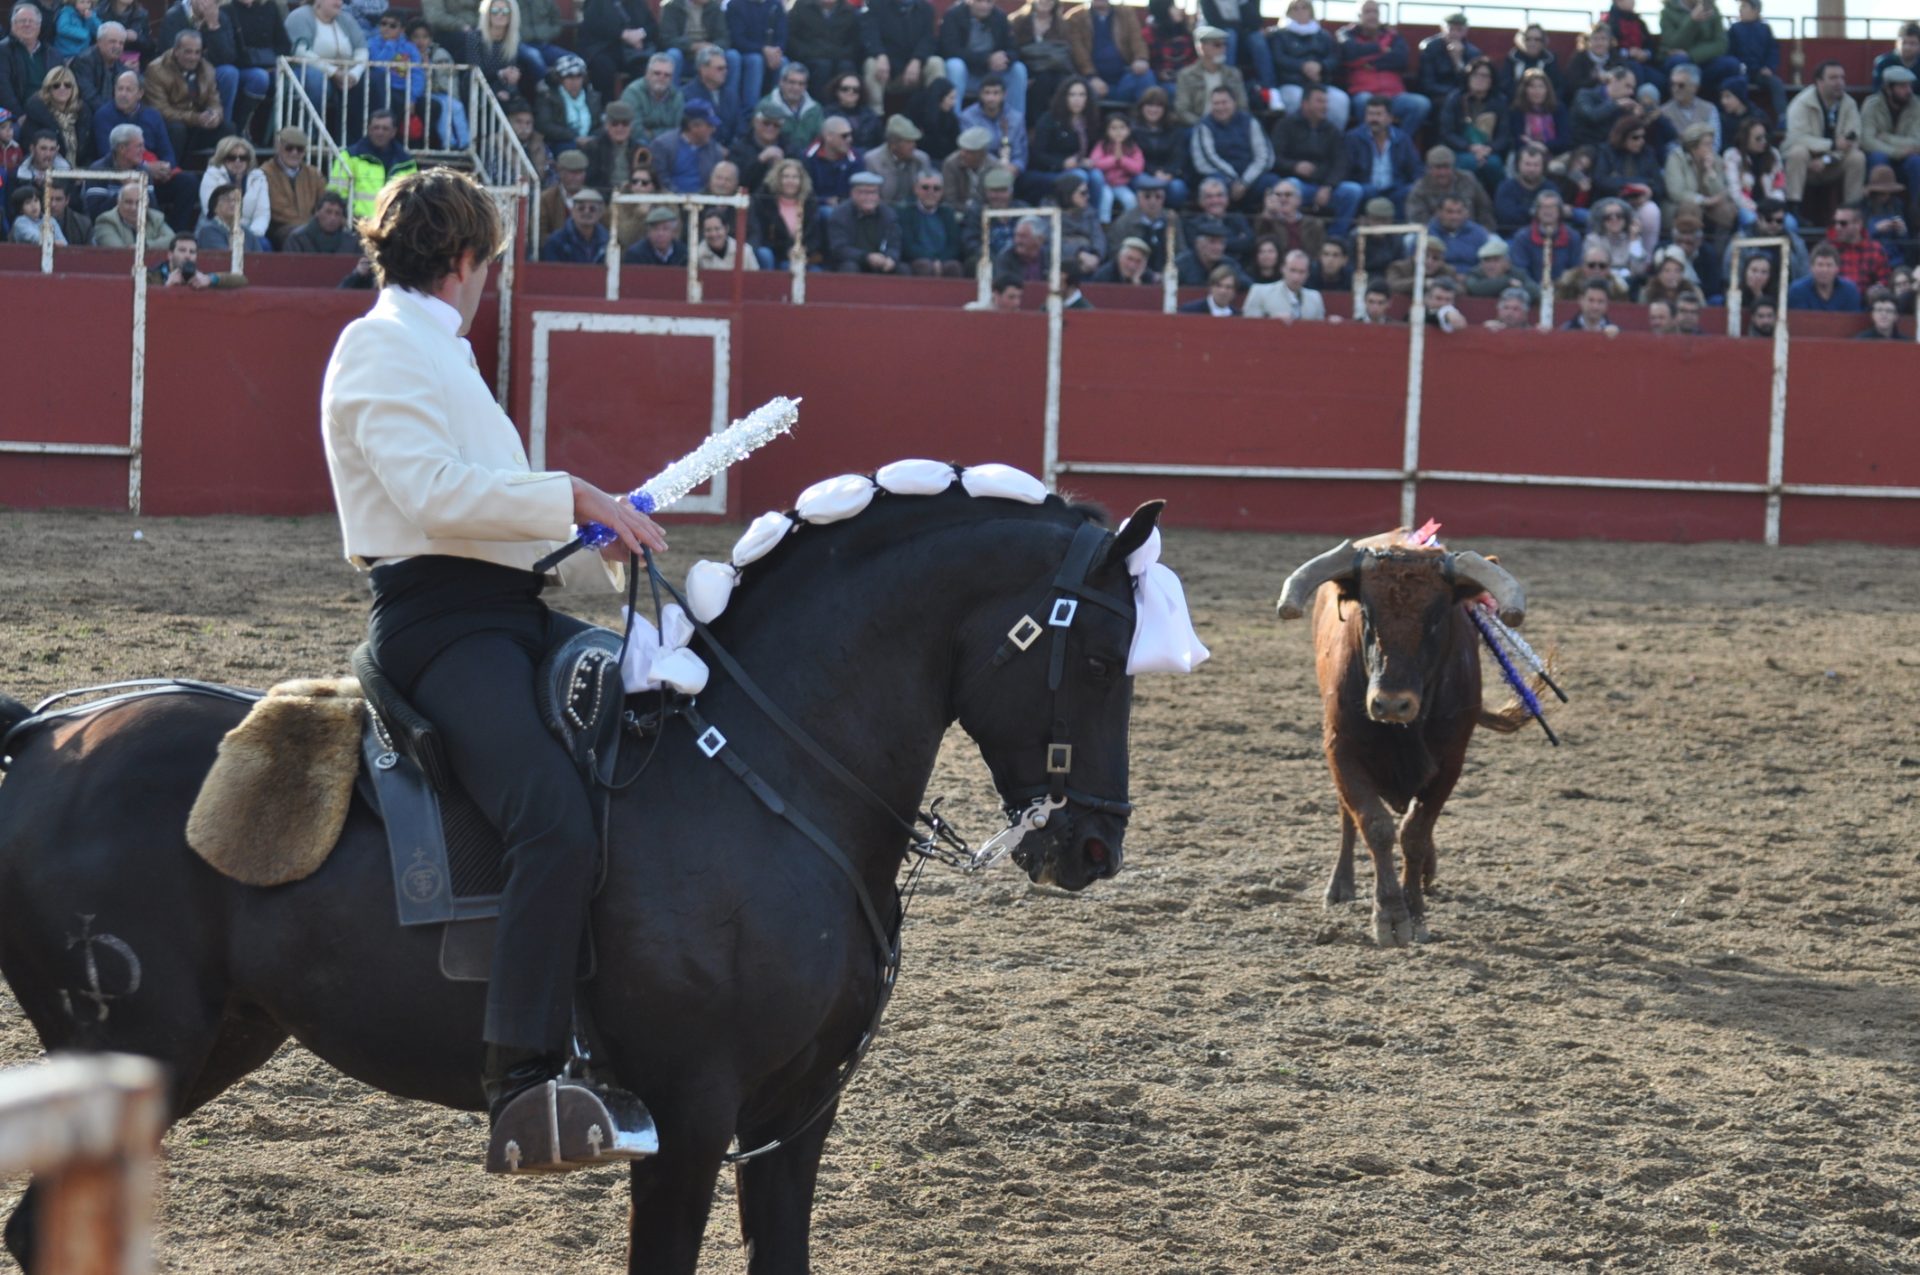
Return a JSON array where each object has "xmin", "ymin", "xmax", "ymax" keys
[{"xmin": 357, "ymin": 169, "xmax": 503, "ymax": 293}]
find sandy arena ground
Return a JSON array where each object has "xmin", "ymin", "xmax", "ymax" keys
[{"xmin": 0, "ymin": 510, "xmax": 1916, "ymax": 1274}]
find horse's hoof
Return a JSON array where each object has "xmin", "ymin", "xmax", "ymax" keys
[
  {"xmin": 1324, "ymin": 879, "xmax": 1356, "ymax": 908},
  {"xmin": 1372, "ymin": 909, "xmax": 1413, "ymax": 948}
]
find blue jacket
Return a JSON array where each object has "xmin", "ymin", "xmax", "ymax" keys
[
  {"xmin": 1506, "ymin": 222, "xmax": 1581, "ymax": 284},
  {"xmin": 1727, "ymin": 19, "xmax": 1778, "ymax": 77},
  {"xmin": 1492, "ymin": 178, "xmax": 1551, "ymax": 234},
  {"xmin": 683, "ymin": 79, "xmax": 741, "ymax": 146},
  {"xmin": 93, "ymin": 101, "xmax": 175, "ymax": 166},
  {"xmin": 1427, "ymin": 216, "xmax": 1489, "ymax": 271},
  {"xmin": 1343, "ymin": 124, "xmax": 1420, "ymax": 190},
  {"xmin": 543, "ymin": 218, "xmax": 609, "ymax": 264},
  {"xmin": 959, "ymin": 102, "xmax": 1027, "ymax": 169},
  {"xmin": 726, "ymin": 0, "xmax": 788, "ymax": 53},
  {"xmin": 1787, "ymin": 276, "xmax": 1861, "ymax": 311},
  {"xmin": 805, "ymin": 147, "xmax": 859, "ymax": 203}
]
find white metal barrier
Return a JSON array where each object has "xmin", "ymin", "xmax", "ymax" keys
[
  {"xmin": 486, "ymin": 186, "xmax": 525, "ymax": 408},
  {"xmin": 4, "ymin": 170, "xmax": 150, "ymax": 513},
  {"xmin": 603, "ymin": 193, "xmax": 752, "ymax": 304}
]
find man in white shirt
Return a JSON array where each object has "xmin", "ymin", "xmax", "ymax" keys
[{"xmin": 322, "ymin": 169, "xmax": 666, "ymax": 1169}]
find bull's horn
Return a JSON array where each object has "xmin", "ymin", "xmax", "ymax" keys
[
  {"xmin": 1276, "ymin": 540, "xmax": 1361, "ymax": 620},
  {"xmin": 1444, "ymin": 551, "xmax": 1527, "ymax": 626}
]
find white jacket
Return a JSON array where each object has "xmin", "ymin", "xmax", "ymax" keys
[
  {"xmin": 322, "ymin": 288, "xmax": 612, "ymax": 592},
  {"xmin": 1242, "ymin": 280, "xmax": 1326, "ymax": 320}
]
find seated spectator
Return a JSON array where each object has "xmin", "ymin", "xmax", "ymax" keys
[
  {"xmin": 898, "ymin": 167, "xmax": 961, "ymax": 275},
  {"xmin": 1727, "ymin": 0, "xmax": 1784, "ymax": 121},
  {"xmin": 14, "ymin": 129, "xmax": 71, "ymax": 191},
  {"xmin": 1672, "ymin": 289, "xmax": 1706, "ymax": 333},
  {"xmin": 943, "ymin": 124, "xmax": 1008, "ymax": 209},
  {"xmin": 1646, "ymin": 296, "xmax": 1675, "ymax": 332},
  {"xmin": 90, "ymin": 179, "xmax": 172, "ymax": 246},
  {"xmin": 1462, "ymin": 237, "xmax": 1537, "ymax": 299},
  {"xmin": 1661, "ymin": 63, "xmax": 1717, "ymax": 150},
  {"xmin": 286, "ymin": 0, "xmax": 371, "ymax": 142},
  {"xmin": 1129, "ymin": 88, "xmax": 1186, "ymax": 204},
  {"xmin": 1862, "ymin": 69, "xmax": 1920, "ymax": 218},
  {"xmin": 963, "ymin": 273, "xmax": 1024, "ymax": 311},
  {"xmin": 542, "ymin": 184, "xmax": 608, "ymax": 261},
  {"xmin": 194, "ymin": 181, "xmax": 267, "ymax": 252},
  {"xmin": 622, "ymin": 53, "xmax": 686, "ymax": 139},
  {"xmin": 1336, "ymin": 2, "xmax": 1429, "ymax": 137},
  {"xmin": 706, "ymin": 157, "xmax": 741, "ymax": 197},
  {"xmin": 1556, "ymin": 243, "xmax": 1630, "ymax": 299},
  {"xmin": 825, "ymin": 72, "xmax": 882, "ymax": 148},
  {"xmin": 2, "ymin": 3, "xmax": 51, "ymax": 117},
  {"xmin": 960, "ymin": 164, "xmax": 1025, "ymax": 269},
  {"xmin": 1483, "ymin": 284, "xmax": 1534, "ymax": 329},
  {"xmin": 858, "ymin": 0, "xmax": 937, "ymax": 114},
  {"xmin": 1384, "ymin": 235, "xmax": 1453, "ymax": 295},
  {"xmin": 264, "ymin": 129, "xmax": 327, "ymax": 247},
  {"xmin": 330, "ymin": 108, "xmax": 417, "ymax": 219},
  {"xmin": 1088, "ymin": 110, "xmax": 1144, "ymax": 219},
  {"xmin": 1109, "ymin": 172, "xmax": 1178, "ymax": 268},
  {"xmin": 1422, "ymin": 275, "xmax": 1468, "ymax": 330},
  {"xmin": 1668, "ymin": 211, "xmax": 1726, "ymax": 302},
  {"xmin": 751, "ymin": 155, "xmax": 820, "ymax": 265},
  {"xmin": 826, "ymin": 169, "xmax": 900, "ymax": 271},
  {"xmin": 1418, "ymin": 12, "xmax": 1482, "ymax": 104},
  {"xmin": 1603, "ymin": 0, "xmax": 1658, "ymax": 85},
  {"xmin": 1062, "ymin": 0, "xmax": 1153, "ymax": 104},
  {"xmin": 580, "ymin": 101, "xmax": 641, "ymax": 190},
  {"xmin": 1246, "ymin": 233, "xmax": 1282, "ymax": 283},
  {"xmin": 1243, "ymin": 247, "xmax": 1324, "ymax": 320},
  {"xmin": 148, "ymin": 230, "xmax": 245, "ymax": 287},
  {"xmin": 1659, "ymin": 0, "xmax": 1740, "ymax": 98},
  {"xmin": 1563, "ymin": 278, "xmax": 1620, "ymax": 332},
  {"xmin": 1173, "ymin": 26, "xmax": 1245, "ymax": 126},
  {"xmin": 993, "ymin": 210, "xmax": 1050, "ymax": 283},
  {"xmin": 1310, "ymin": 236, "xmax": 1352, "ymax": 291},
  {"xmin": 1177, "ymin": 261, "xmax": 1240, "ymax": 314},
  {"xmin": 1142, "ymin": 0, "xmax": 1194, "ymax": 92},
  {"xmin": 939, "ymin": 0, "xmax": 1024, "ymax": 108},
  {"xmin": 1175, "ymin": 213, "xmax": 1249, "ymax": 286},
  {"xmin": 1571, "ymin": 64, "xmax": 1637, "ymax": 150},
  {"xmin": 904, "ymin": 75, "xmax": 957, "ymax": 162},
  {"xmin": 624, "ymin": 203, "xmax": 689, "ymax": 264},
  {"xmin": 144, "ymin": 29, "xmax": 228, "ymax": 162},
  {"xmin": 757, "ymin": 62, "xmax": 822, "ymax": 151},
  {"xmin": 1873, "ymin": 21, "xmax": 1920, "ymax": 91},
  {"xmin": 1734, "ymin": 249, "xmax": 1775, "ymax": 311},
  {"xmin": 1664, "ymin": 121, "xmax": 1735, "ymax": 235},
  {"xmin": 1270, "ymin": 0, "xmax": 1349, "ymax": 129},
  {"xmin": 1788, "ymin": 241, "xmax": 1863, "ymax": 310},
  {"xmin": 1721, "ymin": 115, "xmax": 1785, "ymax": 235},
  {"xmin": 684, "ymin": 45, "xmax": 743, "ymax": 147},
  {"xmin": 1351, "ymin": 278, "xmax": 1395, "ymax": 321},
  {"xmin": 1594, "ymin": 115, "xmax": 1663, "ymax": 249},
  {"xmin": 1426, "ymin": 193, "xmax": 1488, "ymax": 271},
  {"xmin": 864, "ymin": 113, "xmax": 932, "ymax": 203},
  {"xmin": 651, "ymin": 102, "xmax": 724, "ymax": 194},
  {"xmin": 538, "ymin": 147, "xmax": 591, "ymax": 237},
  {"xmin": 1192, "ymin": 175, "xmax": 1252, "ymax": 260},
  {"xmin": 1854, "ymin": 284, "xmax": 1902, "ymax": 337},
  {"xmin": 1405, "ymin": 145, "xmax": 1491, "ymax": 229},
  {"xmin": 42, "ymin": 181, "xmax": 90, "ymax": 242},
  {"xmin": 1746, "ymin": 297, "xmax": 1777, "ymax": 336},
  {"xmin": 1586, "ymin": 195, "xmax": 1648, "ymax": 282},
  {"xmin": 694, "ymin": 205, "xmax": 757, "ymax": 270},
  {"xmin": 0, "ymin": 107, "xmax": 17, "ymax": 172},
  {"xmin": 1353, "ymin": 193, "xmax": 1405, "ymax": 274},
  {"xmin": 804, "ymin": 112, "xmax": 858, "ymax": 204},
  {"xmin": 454, "ymin": 0, "xmax": 542, "ymax": 108},
  {"xmin": 1251, "ymin": 178, "xmax": 1323, "ymax": 261},
  {"xmin": 1438, "ymin": 57, "xmax": 1507, "ymax": 195},
  {"xmin": 1052, "ymin": 171, "xmax": 1104, "ymax": 275},
  {"xmin": 959, "ymin": 74, "xmax": 1027, "ymax": 177},
  {"xmin": 724, "ymin": 0, "xmax": 785, "ymax": 112},
  {"xmin": 1189, "ymin": 85, "xmax": 1275, "ymax": 211},
  {"xmin": 1827, "ymin": 205, "xmax": 1891, "ymax": 292},
  {"xmin": 91, "ymin": 69, "xmax": 169, "ymax": 175},
  {"xmin": 1783, "ymin": 62, "xmax": 1865, "ymax": 218},
  {"xmin": 732, "ymin": 101, "xmax": 791, "ymax": 194},
  {"xmin": 8, "ymin": 181, "xmax": 59, "ymax": 243},
  {"xmin": 1198, "ymin": 0, "xmax": 1270, "ymax": 94},
  {"xmin": 1494, "ymin": 142, "xmax": 1552, "ymax": 234},
  {"xmin": 386, "ymin": 18, "xmax": 467, "ymax": 150},
  {"xmin": 784, "ymin": 0, "xmax": 858, "ymax": 108},
  {"xmin": 1271, "ymin": 84, "xmax": 1361, "ymax": 236},
  {"xmin": 1025, "ymin": 75, "xmax": 1106, "ymax": 206},
  {"xmin": 1716, "ymin": 73, "xmax": 1765, "ymax": 148},
  {"xmin": 1861, "ymin": 165, "xmax": 1908, "ymax": 268},
  {"xmin": 95, "ymin": 118, "xmax": 197, "ymax": 230},
  {"xmin": 1637, "ymin": 243, "xmax": 1695, "ymax": 304},
  {"xmin": 26, "ymin": 65, "xmax": 92, "ymax": 168},
  {"xmin": 504, "ymin": 96, "xmax": 549, "ymax": 181},
  {"xmin": 1507, "ymin": 186, "xmax": 1581, "ymax": 284},
  {"xmin": 71, "ymin": 21, "xmax": 126, "ymax": 118},
  {"xmin": 1726, "ymin": 197, "xmax": 1807, "ymax": 285},
  {"xmin": 199, "ymin": 134, "xmax": 268, "ymax": 248},
  {"xmin": 1089, "ymin": 233, "xmax": 1157, "ymax": 284},
  {"xmin": 1501, "ymin": 24, "xmax": 1565, "ymax": 101},
  {"xmin": 535, "ymin": 53, "xmax": 603, "ymax": 150},
  {"xmin": 283, "ymin": 188, "xmax": 359, "ymax": 252},
  {"xmin": 1507, "ymin": 70, "xmax": 1570, "ymax": 163},
  {"xmin": 1565, "ymin": 23, "xmax": 1628, "ymax": 101}
]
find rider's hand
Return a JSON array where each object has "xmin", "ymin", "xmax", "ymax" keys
[{"xmin": 571, "ymin": 477, "xmax": 668, "ymax": 557}]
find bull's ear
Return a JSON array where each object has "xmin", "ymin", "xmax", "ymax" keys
[{"xmin": 1105, "ymin": 501, "xmax": 1165, "ymax": 570}]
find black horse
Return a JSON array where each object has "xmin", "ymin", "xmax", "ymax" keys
[{"xmin": 0, "ymin": 487, "xmax": 1162, "ymax": 1273}]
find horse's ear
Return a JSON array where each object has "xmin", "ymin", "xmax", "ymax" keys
[{"xmin": 1104, "ymin": 500, "xmax": 1165, "ymax": 570}]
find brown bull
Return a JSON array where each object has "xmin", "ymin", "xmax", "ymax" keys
[{"xmin": 1276, "ymin": 530, "xmax": 1538, "ymax": 947}]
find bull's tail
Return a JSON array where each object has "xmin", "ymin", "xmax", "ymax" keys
[{"xmin": 1477, "ymin": 647, "xmax": 1560, "ymax": 735}]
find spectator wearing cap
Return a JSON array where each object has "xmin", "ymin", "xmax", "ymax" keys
[
  {"xmin": 1664, "ymin": 120, "xmax": 1734, "ymax": 235},
  {"xmin": 1506, "ymin": 185, "xmax": 1581, "ymax": 284},
  {"xmin": 1197, "ymin": 0, "xmax": 1272, "ymax": 92},
  {"xmin": 960, "ymin": 165, "xmax": 1025, "ymax": 270},
  {"xmin": 1243, "ymin": 247, "xmax": 1325, "ymax": 320},
  {"xmin": 1862, "ymin": 65, "xmax": 1920, "ymax": 215},
  {"xmin": 1174, "ymin": 214, "xmax": 1249, "ymax": 286},
  {"xmin": 1417, "ymin": 12, "xmax": 1483, "ymax": 103},
  {"xmin": 1271, "ymin": 84, "xmax": 1363, "ymax": 237},
  {"xmin": 535, "ymin": 53, "xmax": 603, "ymax": 148},
  {"xmin": 1826, "ymin": 204, "xmax": 1891, "ymax": 291},
  {"xmin": 1563, "ymin": 278, "xmax": 1620, "ymax": 332},
  {"xmin": 1637, "ymin": 242, "xmax": 1695, "ymax": 304},
  {"xmin": 264, "ymin": 126, "xmax": 326, "ymax": 247},
  {"xmin": 622, "ymin": 53, "xmax": 686, "ymax": 139},
  {"xmin": 1178, "ymin": 262, "xmax": 1241, "ymax": 314},
  {"xmin": 283, "ymin": 188, "xmax": 357, "ymax": 252},
  {"xmin": 827, "ymin": 167, "xmax": 901, "ymax": 270},
  {"xmin": 684, "ymin": 44, "xmax": 743, "ymax": 145},
  {"xmin": 625, "ymin": 203, "xmax": 690, "ymax": 264},
  {"xmin": 579, "ymin": 100, "xmax": 639, "ymax": 190},
  {"xmin": 1271, "ymin": 0, "xmax": 1349, "ymax": 129},
  {"xmin": 1406, "ymin": 144, "xmax": 1493, "ymax": 231},
  {"xmin": 1173, "ymin": 25, "xmax": 1245, "ymax": 126},
  {"xmin": 1336, "ymin": 1, "xmax": 1430, "ymax": 138},
  {"xmin": 1344, "ymin": 97, "xmax": 1419, "ymax": 220},
  {"xmin": 1384, "ymin": 234, "xmax": 1454, "ymax": 295},
  {"xmin": 1784, "ymin": 61, "xmax": 1866, "ymax": 215},
  {"xmin": 758, "ymin": 62, "xmax": 822, "ymax": 150},
  {"xmin": 958, "ymin": 73, "xmax": 1027, "ymax": 174},
  {"xmin": 1426, "ymin": 192, "xmax": 1488, "ymax": 271},
  {"xmin": 1354, "ymin": 193, "xmax": 1405, "ymax": 273},
  {"xmin": 898, "ymin": 165, "xmax": 962, "ymax": 275},
  {"xmin": 731, "ymin": 102, "xmax": 789, "ymax": 192},
  {"xmin": 1484, "ymin": 284, "xmax": 1534, "ymax": 330},
  {"xmin": 865, "ymin": 112, "xmax": 931, "ymax": 203},
  {"xmin": 1063, "ymin": 0, "xmax": 1153, "ymax": 104},
  {"xmin": 940, "ymin": 0, "xmax": 1024, "ymax": 110},
  {"xmin": 542, "ymin": 184, "xmax": 609, "ymax": 262},
  {"xmin": 1110, "ymin": 172, "xmax": 1178, "ymax": 265},
  {"xmin": 943, "ymin": 125, "xmax": 1009, "ymax": 209},
  {"xmin": 859, "ymin": 0, "xmax": 935, "ymax": 111},
  {"xmin": 1190, "ymin": 84, "xmax": 1275, "ymax": 211},
  {"xmin": 539, "ymin": 147, "xmax": 591, "ymax": 241},
  {"xmin": 785, "ymin": 0, "xmax": 859, "ymax": 105},
  {"xmin": 725, "ymin": 0, "xmax": 785, "ymax": 116},
  {"xmin": 651, "ymin": 100, "xmax": 724, "ymax": 193},
  {"xmin": 805, "ymin": 112, "xmax": 859, "ymax": 204},
  {"xmin": 1861, "ymin": 164, "xmax": 1908, "ymax": 265},
  {"xmin": 1090, "ymin": 234, "xmax": 1158, "ymax": 284},
  {"xmin": 660, "ymin": 0, "xmax": 739, "ymax": 101}
]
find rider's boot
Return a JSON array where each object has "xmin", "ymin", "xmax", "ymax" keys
[{"xmin": 483, "ymin": 1041, "xmax": 660, "ymax": 1174}]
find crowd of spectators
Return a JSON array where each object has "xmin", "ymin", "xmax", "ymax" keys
[{"xmin": 1, "ymin": 0, "xmax": 1917, "ymax": 333}]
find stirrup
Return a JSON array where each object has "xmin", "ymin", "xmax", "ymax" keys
[{"xmin": 485, "ymin": 1078, "xmax": 660, "ymax": 1175}]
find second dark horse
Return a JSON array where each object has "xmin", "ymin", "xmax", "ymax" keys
[{"xmin": 0, "ymin": 486, "xmax": 1162, "ymax": 1273}]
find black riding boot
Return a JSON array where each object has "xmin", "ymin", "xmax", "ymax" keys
[
  {"xmin": 482, "ymin": 1029, "xmax": 660, "ymax": 1175},
  {"xmin": 482, "ymin": 1043, "xmax": 559, "ymax": 1122}
]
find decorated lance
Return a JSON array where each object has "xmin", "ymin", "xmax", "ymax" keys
[{"xmin": 532, "ymin": 396, "xmax": 801, "ymax": 574}]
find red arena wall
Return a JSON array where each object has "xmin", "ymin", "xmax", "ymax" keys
[{"xmin": 2, "ymin": 271, "xmax": 1918, "ymax": 546}]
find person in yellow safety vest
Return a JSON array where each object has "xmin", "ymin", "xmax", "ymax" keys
[{"xmin": 329, "ymin": 108, "xmax": 422, "ymax": 219}]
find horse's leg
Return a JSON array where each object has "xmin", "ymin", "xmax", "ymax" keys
[
  {"xmin": 625, "ymin": 1091, "xmax": 738, "ymax": 1275},
  {"xmin": 734, "ymin": 1101, "xmax": 837, "ymax": 1275}
]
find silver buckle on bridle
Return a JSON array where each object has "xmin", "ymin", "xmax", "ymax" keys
[{"xmin": 969, "ymin": 794, "xmax": 1067, "ymax": 869}]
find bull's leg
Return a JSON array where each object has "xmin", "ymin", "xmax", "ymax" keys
[
  {"xmin": 1397, "ymin": 744, "xmax": 1467, "ymax": 945},
  {"xmin": 735, "ymin": 1099, "xmax": 837, "ymax": 1275},
  {"xmin": 1325, "ymin": 810, "xmax": 1357, "ymax": 907},
  {"xmin": 1328, "ymin": 752, "xmax": 1413, "ymax": 946}
]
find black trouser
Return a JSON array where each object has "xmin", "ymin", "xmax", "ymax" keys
[{"xmin": 369, "ymin": 556, "xmax": 596, "ymax": 1057}]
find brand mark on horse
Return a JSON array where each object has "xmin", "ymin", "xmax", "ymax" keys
[{"xmin": 59, "ymin": 915, "xmax": 142, "ymax": 1024}]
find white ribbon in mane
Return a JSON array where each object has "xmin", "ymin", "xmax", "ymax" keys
[{"xmin": 1121, "ymin": 523, "xmax": 1209, "ymax": 676}]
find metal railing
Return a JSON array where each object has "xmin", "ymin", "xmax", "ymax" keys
[{"xmin": 603, "ymin": 193, "xmax": 752, "ymax": 304}]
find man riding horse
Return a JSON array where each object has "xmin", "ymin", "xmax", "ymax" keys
[{"xmin": 321, "ymin": 168, "xmax": 668, "ymax": 1167}]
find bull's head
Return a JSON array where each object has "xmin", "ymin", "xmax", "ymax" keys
[{"xmin": 1275, "ymin": 538, "xmax": 1526, "ymax": 725}]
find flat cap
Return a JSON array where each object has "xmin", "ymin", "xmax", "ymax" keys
[
  {"xmin": 573, "ymin": 187, "xmax": 605, "ymax": 204},
  {"xmin": 1886, "ymin": 65, "xmax": 1918, "ymax": 84},
  {"xmin": 556, "ymin": 149, "xmax": 590, "ymax": 171},
  {"xmin": 1194, "ymin": 24, "xmax": 1229, "ymax": 41},
  {"xmin": 885, "ymin": 114, "xmax": 923, "ymax": 141},
  {"xmin": 644, "ymin": 205, "xmax": 680, "ymax": 225},
  {"xmin": 957, "ymin": 125, "xmax": 993, "ymax": 150},
  {"xmin": 1476, "ymin": 237, "xmax": 1509, "ymax": 258},
  {"xmin": 849, "ymin": 171, "xmax": 885, "ymax": 186},
  {"xmin": 981, "ymin": 167, "xmax": 1015, "ymax": 190},
  {"xmin": 1364, "ymin": 196, "xmax": 1395, "ymax": 217},
  {"xmin": 604, "ymin": 100, "xmax": 637, "ymax": 123}
]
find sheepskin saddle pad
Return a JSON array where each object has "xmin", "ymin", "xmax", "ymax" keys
[{"xmin": 186, "ymin": 678, "xmax": 366, "ymax": 887}]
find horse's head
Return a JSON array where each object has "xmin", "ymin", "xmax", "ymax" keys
[{"xmin": 955, "ymin": 501, "xmax": 1164, "ymax": 891}]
